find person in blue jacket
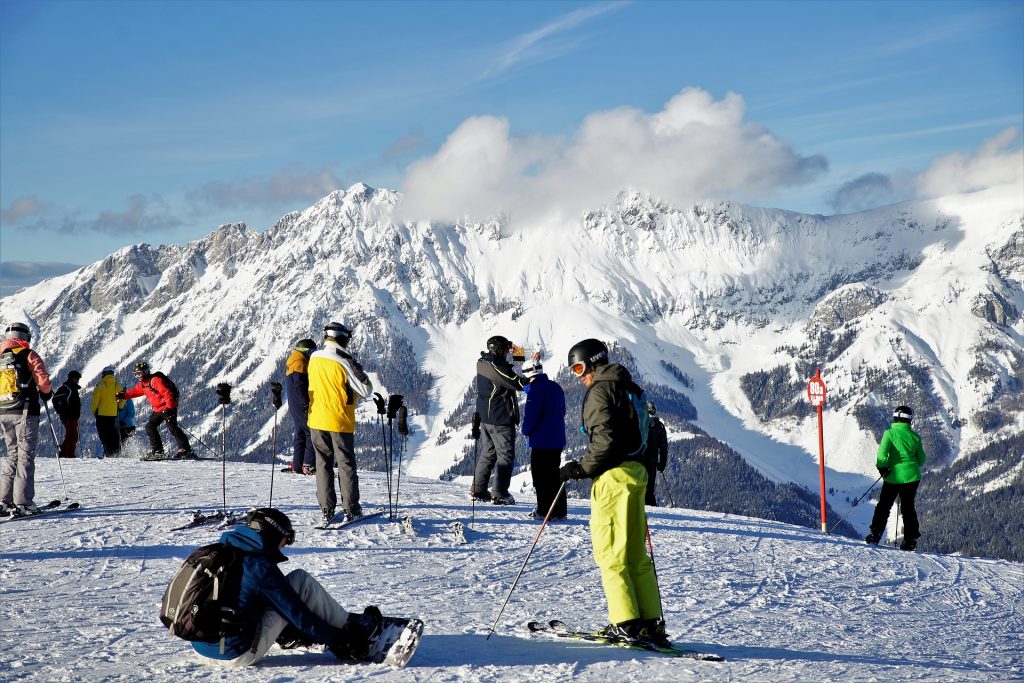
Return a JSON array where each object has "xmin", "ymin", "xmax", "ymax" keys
[
  {"xmin": 521, "ymin": 358, "xmax": 568, "ymax": 519},
  {"xmin": 193, "ymin": 508, "xmax": 382, "ymax": 666},
  {"xmin": 284, "ymin": 339, "xmax": 317, "ymax": 475}
]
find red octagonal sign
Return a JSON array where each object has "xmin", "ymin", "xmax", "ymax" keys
[{"xmin": 807, "ymin": 372, "xmax": 827, "ymax": 407}]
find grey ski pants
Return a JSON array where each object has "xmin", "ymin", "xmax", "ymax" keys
[
  {"xmin": 0, "ymin": 412, "xmax": 40, "ymax": 506},
  {"xmin": 472, "ymin": 423, "xmax": 516, "ymax": 498},
  {"xmin": 312, "ymin": 429, "xmax": 360, "ymax": 515},
  {"xmin": 195, "ymin": 569, "xmax": 350, "ymax": 666}
]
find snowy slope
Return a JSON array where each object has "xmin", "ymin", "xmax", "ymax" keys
[
  {"xmin": 0, "ymin": 458, "xmax": 1021, "ymax": 682},
  {"xmin": 1, "ymin": 182, "xmax": 1021, "ymax": 517}
]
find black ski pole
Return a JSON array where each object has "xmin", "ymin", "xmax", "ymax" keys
[
  {"xmin": 470, "ymin": 412, "xmax": 481, "ymax": 528},
  {"xmin": 827, "ymin": 475, "xmax": 882, "ymax": 535},
  {"xmin": 180, "ymin": 426, "xmax": 218, "ymax": 458},
  {"xmin": 386, "ymin": 394, "xmax": 403, "ymax": 520},
  {"xmin": 656, "ymin": 469, "xmax": 675, "ymax": 508},
  {"xmin": 269, "ymin": 381, "xmax": 283, "ymax": 508},
  {"xmin": 42, "ymin": 401, "xmax": 70, "ymax": 500},
  {"xmin": 373, "ymin": 393, "xmax": 391, "ymax": 519},
  {"xmin": 487, "ymin": 481, "xmax": 567, "ymax": 640},
  {"xmin": 395, "ymin": 404, "xmax": 409, "ymax": 516},
  {"xmin": 216, "ymin": 383, "xmax": 232, "ymax": 514}
]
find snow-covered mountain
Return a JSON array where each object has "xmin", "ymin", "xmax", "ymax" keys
[
  {"xmin": 1, "ymin": 459, "xmax": 1021, "ymax": 681},
  {"xmin": 2, "ymin": 183, "xmax": 1022, "ymax": 539}
]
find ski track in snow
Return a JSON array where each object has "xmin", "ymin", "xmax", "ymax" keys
[{"xmin": 0, "ymin": 459, "xmax": 1021, "ymax": 682}]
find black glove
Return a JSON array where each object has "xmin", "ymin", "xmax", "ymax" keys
[
  {"xmin": 115, "ymin": 391, "xmax": 126, "ymax": 400},
  {"xmin": 877, "ymin": 466, "xmax": 892, "ymax": 477},
  {"xmin": 657, "ymin": 464, "xmax": 666, "ymax": 473},
  {"xmin": 40, "ymin": 390, "xmax": 52, "ymax": 402},
  {"xmin": 559, "ymin": 461, "xmax": 586, "ymax": 482}
]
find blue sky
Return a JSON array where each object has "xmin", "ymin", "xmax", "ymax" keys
[{"xmin": 1, "ymin": 0, "xmax": 1022, "ymax": 280}]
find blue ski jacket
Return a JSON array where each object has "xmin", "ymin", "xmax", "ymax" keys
[
  {"xmin": 192, "ymin": 526, "xmax": 343, "ymax": 660},
  {"xmin": 521, "ymin": 374, "xmax": 567, "ymax": 449}
]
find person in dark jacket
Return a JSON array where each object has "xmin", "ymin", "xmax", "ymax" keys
[
  {"xmin": 52, "ymin": 370, "xmax": 82, "ymax": 458},
  {"xmin": 559, "ymin": 338, "xmax": 666, "ymax": 646},
  {"xmin": 520, "ymin": 358, "xmax": 567, "ymax": 519},
  {"xmin": 471, "ymin": 336, "xmax": 537, "ymax": 505},
  {"xmin": 865, "ymin": 405, "xmax": 927, "ymax": 551},
  {"xmin": 0, "ymin": 322, "xmax": 53, "ymax": 516},
  {"xmin": 284, "ymin": 339, "xmax": 316, "ymax": 475},
  {"xmin": 121, "ymin": 361, "xmax": 192, "ymax": 459},
  {"xmin": 192, "ymin": 508, "xmax": 384, "ymax": 666},
  {"xmin": 642, "ymin": 400, "xmax": 668, "ymax": 506}
]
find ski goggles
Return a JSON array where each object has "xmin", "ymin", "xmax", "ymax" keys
[{"xmin": 569, "ymin": 362, "xmax": 588, "ymax": 378}]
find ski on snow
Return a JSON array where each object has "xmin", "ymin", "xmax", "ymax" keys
[
  {"xmin": 169, "ymin": 509, "xmax": 247, "ymax": 531},
  {"xmin": 0, "ymin": 500, "xmax": 81, "ymax": 525},
  {"xmin": 316, "ymin": 508, "xmax": 386, "ymax": 531},
  {"xmin": 527, "ymin": 620, "xmax": 724, "ymax": 662}
]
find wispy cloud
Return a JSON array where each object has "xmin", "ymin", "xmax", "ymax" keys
[
  {"xmin": 184, "ymin": 164, "xmax": 345, "ymax": 214},
  {"xmin": 828, "ymin": 115, "xmax": 1024, "ymax": 147},
  {"xmin": 1, "ymin": 195, "xmax": 52, "ymax": 224},
  {"xmin": 397, "ymin": 87, "xmax": 828, "ymax": 224},
  {"xmin": 0, "ymin": 261, "xmax": 81, "ymax": 295},
  {"xmin": 13, "ymin": 194, "xmax": 185, "ymax": 236},
  {"xmin": 482, "ymin": 2, "xmax": 628, "ymax": 79}
]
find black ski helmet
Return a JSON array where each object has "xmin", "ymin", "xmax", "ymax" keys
[
  {"xmin": 295, "ymin": 338, "xmax": 316, "ymax": 354},
  {"xmin": 324, "ymin": 321, "xmax": 353, "ymax": 348},
  {"xmin": 646, "ymin": 400, "xmax": 657, "ymax": 416},
  {"xmin": 893, "ymin": 405, "xmax": 913, "ymax": 423},
  {"xmin": 247, "ymin": 507, "xmax": 295, "ymax": 546},
  {"xmin": 567, "ymin": 338, "xmax": 609, "ymax": 377},
  {"xmin": 486, "ymin": 335, "xmax": 512, "ymax": 357},
  {"xmin": 4, "ymin": 322, "xmax": 31, "ymax": 342},
  {"xmin": 134, "ymin": 361, "xmax": 151, "ymax": 377}
]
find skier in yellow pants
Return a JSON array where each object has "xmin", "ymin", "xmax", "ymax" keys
[{"xmin": 560, "ymin": 338, "xmax": 666, "ymax": 645}]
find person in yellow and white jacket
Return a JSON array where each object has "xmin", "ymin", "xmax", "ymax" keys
[{"xmin": 308, "ymin": 321, "xmax": 373, "ymax": 525}]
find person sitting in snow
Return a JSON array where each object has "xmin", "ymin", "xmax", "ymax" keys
[{"xmin": 192, "ymin": 507, "xmax": 385, "ymax": 666}]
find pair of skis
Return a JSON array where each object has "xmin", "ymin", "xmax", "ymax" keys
[
  {"xmin": 316, "ymin": 508, "xmax": 386, "ymax": 531},
  {"xmin": 168, "ymin": 509, "xmax": 247, "ymax": 531},
  {"xmin": 528, "ymin": 619, "xmax": 724, "ymax": 661},
  {"xmin": 0, "ymin": 499, "xmax": 81, "ymax": 525}
]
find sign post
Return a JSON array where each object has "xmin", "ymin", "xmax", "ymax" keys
[{"xmin": 807, "ymin": 370, "xmax": 828, "ymax": 533}]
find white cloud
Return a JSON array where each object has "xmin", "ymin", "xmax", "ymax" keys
[
  {"xmin": 915, "ymin": 128, "xmax": 1024, "ymax": 197},
  {"xmin": 397, "ymin": 87, "xmax": 827, "ymax": 224}
]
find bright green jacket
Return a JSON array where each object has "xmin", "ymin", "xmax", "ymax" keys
[{"xmin": 876, "ymin": 422, "xmax": 926, "ymax": 484}]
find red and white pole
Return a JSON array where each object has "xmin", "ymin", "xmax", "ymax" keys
[{"xmin": 807, "ymin": 370, "xmax": 828, "ymax": 533}]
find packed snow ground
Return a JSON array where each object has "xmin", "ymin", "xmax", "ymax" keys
[{"xmin": 1, "ymin": 456, "xmax": 1021, "ymax": 682}]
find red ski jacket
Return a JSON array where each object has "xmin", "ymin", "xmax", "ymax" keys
[{"xmin": 124, "ymin": 375, "xmax": 177, "ymax": 412}]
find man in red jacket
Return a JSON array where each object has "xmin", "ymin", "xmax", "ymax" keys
[{"xmin": 121, "ymin": 362, "xmax": 193, "ymax": 459}]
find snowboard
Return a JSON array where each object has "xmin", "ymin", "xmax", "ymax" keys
[{"xmin": 366, "ymin": 617, "xmax": 424, "ymax": 668}]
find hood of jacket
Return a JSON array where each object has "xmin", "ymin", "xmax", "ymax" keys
[
  {"xmin": 219, "ymin": 524, "xmax": 288, "ymax": 564},
  {"xmin": 286, "ymin": 349, "xmax": 310, "ymax": 376}
]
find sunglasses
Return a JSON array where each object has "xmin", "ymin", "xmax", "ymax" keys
[{"xmin": 570, "ymin": 362, "xmax": 587, "ymax": 378}]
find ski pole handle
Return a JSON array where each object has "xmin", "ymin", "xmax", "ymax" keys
[
  {"xmin": 471, "ymin": 412, "xmax": 481, "ymax": 440},
  {"xmin": 397, "ymin": 406, "xmax": 409, "ymax": 436},
  {"xmin": 270, "ymin": 381, "xmax": 283, "ymax": 409}
]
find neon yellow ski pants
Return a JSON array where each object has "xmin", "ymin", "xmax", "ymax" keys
[{"xmin": 589, "ymin": 460, "xmax": 662, "ymax": 624}]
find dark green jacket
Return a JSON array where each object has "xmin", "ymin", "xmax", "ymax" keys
[
  {"xmin": 876, "ymin": 422, "xmax": 926, "ymax": 484},
  {"xmin": 579, "ymin": 363, "xmax": 645, "ymax": 479}
]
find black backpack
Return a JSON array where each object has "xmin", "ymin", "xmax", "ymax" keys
[
  {"xmin": 160, "ymin": 543, "xmax": 245, "ymax": 642},
  {"xmin": 0, "ymin": 348, "xmax": 32, "ymax": 411},
  {"xmin": 150, "ymin": 371, "xmax": 180, "ymax": 401}
]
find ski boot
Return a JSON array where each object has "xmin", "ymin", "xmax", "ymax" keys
[
  {"xmin": 302, "ymin": 465, "xmax": 315, "ymax": 475},
  {"xmin": 491, "ymin": 493, "xmax": 516, "ymax": 506},
  {"xmin": 864, "ymin": 532, "xmax": 881, "ymax": 545},
  {"xmin": 141, "ymin": 449, "xmax": 165, "ymax": 461}
]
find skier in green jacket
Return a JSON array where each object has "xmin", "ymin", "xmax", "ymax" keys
[
  {"xmin": 865, "ymin": 405, "xmax": 926, "ymax": 550},
  {"xmin": 559, "ymin": 338, "xmax": 666, "ymax": 645}
]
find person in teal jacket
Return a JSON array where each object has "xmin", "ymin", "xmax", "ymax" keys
[{"xmin": 865, "ymin": 405, "xmax": 926, "ymax": 550}]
